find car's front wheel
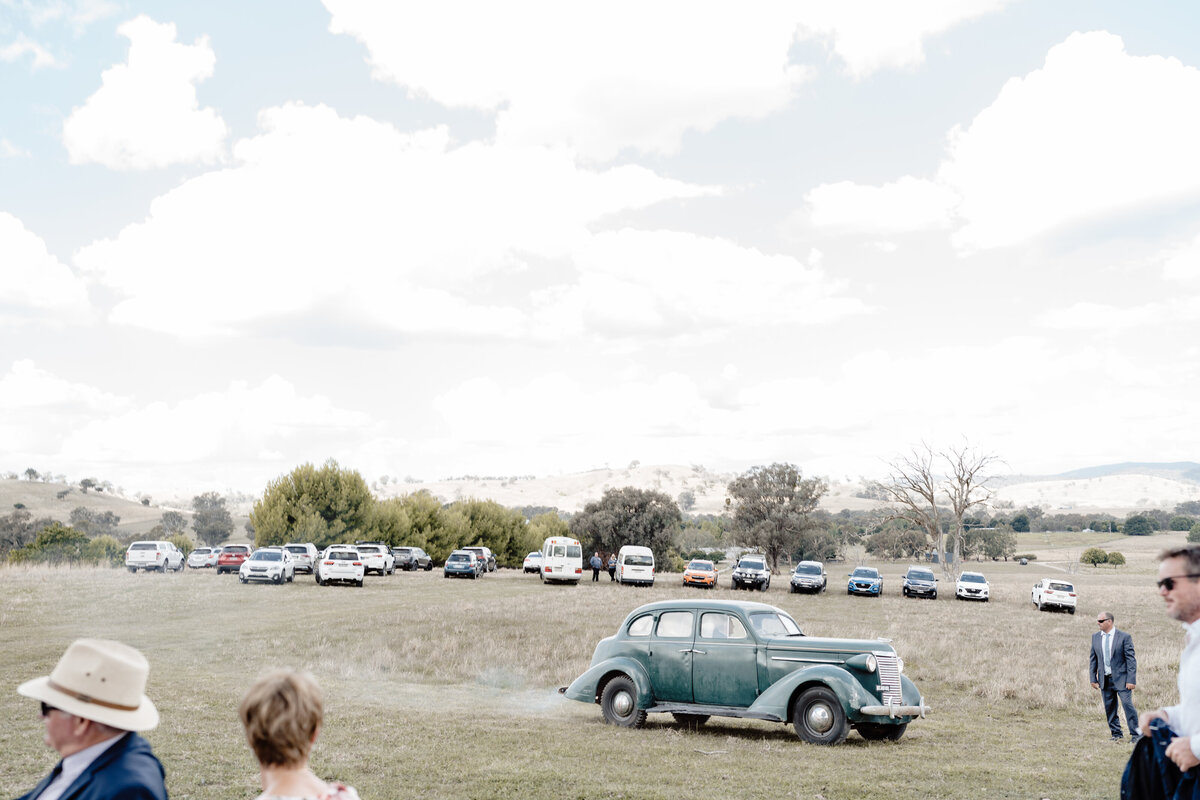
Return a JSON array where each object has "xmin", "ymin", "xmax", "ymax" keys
[
  {"xmin": 601, "ymin": 676, "xmax": 647, "ymax": 728},
  {"xmin": 791, "ymin": 686, "xmax": 848, "ymax": 745},
  {"xmin": 857, "ymin": 722, "xmax": 907, "ymax": 741}
]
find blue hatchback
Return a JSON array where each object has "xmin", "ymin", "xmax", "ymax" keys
[
  {"xmin": 443, "ymin": 550, "xmax": 479, "ymax": 579},
  {"xmin": 847, "ymin": 566, "xmax": 883, "ymax": 597}
]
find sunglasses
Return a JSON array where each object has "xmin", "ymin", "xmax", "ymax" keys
[
  {"xmin": 39, "ymin": 701, "xmax": 60, "ymax": 718},
  {"xmin": 1096, "ymin": 619, "xmax": 1110, "ymax": 624},
  {"xmin": 1157, "ymin": 574, "xmax": 1200, "ymax": 591}
]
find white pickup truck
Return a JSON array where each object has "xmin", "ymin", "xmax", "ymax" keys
[
  {"xmin": 1032, "ymin": 578, "xmax": 1076, "ymax": 613},
  {"xmin": 125, "ymin": 540, "xmax": 184, "ymax": 573}
]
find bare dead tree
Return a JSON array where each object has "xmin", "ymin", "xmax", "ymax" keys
[
  {"xmin": 871, "ymin": 444, "xmax": 944, "ymax": 574},
  {"xmin": 944, "ymin": 442, "xmax": 999, "ymax": 572}
]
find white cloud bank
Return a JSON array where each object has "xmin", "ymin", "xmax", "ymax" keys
[
  {"xmin": 74, "ymin": 103, "xmax": 863, "ymax": 342},
  {"xmin": 62, "ymin": 15, "xmax": 228, "ymax": 169},
  {"xmin": 0, "ymin": 213, "xmax": 90, "ymax": 319}
]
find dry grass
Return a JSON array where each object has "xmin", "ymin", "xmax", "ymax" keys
[{"xmin": 0, "ymin": 535, "xmax": 1188, "ymax": 799}]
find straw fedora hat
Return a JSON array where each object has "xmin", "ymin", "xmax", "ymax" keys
[{"xmin": 18, "ymin": 639, "xmax": 159, "ymax": 731}]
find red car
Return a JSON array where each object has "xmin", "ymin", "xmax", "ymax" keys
[{"xmin": 217, "ymin": 544, "xmax": 253, "ymax": 574}]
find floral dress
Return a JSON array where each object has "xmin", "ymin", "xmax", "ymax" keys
[{"xmin": 257, "ymin": 783, "xmax": 359, "ymax": 800}]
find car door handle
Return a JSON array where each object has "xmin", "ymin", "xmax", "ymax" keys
[{"xmin": 679, "ymin": 649, "xmax": 707, "ymax": 655}]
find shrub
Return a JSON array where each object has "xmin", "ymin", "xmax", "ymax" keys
[
  {"xmin": 1081, "ymin": 547, "xmax": 1108, "ymax": 566},
  {"xmin": 1170, "ymin": 516, "xmax": 1195, "ymax": 531},
  {"xmin": 1189, "ymin": 523, "xmax": 1200, "ymax": 544},
  {"xmin": 167, "ymin": 533, "xmax": 194, "ymax": 556},
  {"xmin": 1106, "ymin": 551, "xmax": 1126, "ymax": 566},
  {"xmin": 84, "ymin": 535, "xmax": 126, "ymax": 567},
  {"xmin": 1014, "ymin": 553, "xmax": 1038, "ymax": 561}
]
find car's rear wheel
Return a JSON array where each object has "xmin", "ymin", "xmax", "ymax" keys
[
  {"xmin": 1069, "ymin": 606, "xmax": 1076, "ymax": 614},
  {"xmin": 671, "ymin": 713, "xmax": 709, "ymax": 728},
  {"xmin": 857, "ymin": 722, "xmax": 906, "ymax": 741},
  {"xmin": 357, "ymin": 578, "xmax": 364, "ymax": 587},
  {"xmin": 601, "ymin": 676, "xmax": 646, "ymax": 728},
  {"xmin": 792, "ymin": 686, "xmax": 848, "ymax": 745}
]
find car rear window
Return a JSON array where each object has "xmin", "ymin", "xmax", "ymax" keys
[
  {"xmin": 1049, "ymin": 582, "xmax": 1074, "ymax": 592},
  {"xmin": 567, "ymin": 545, "xmax": 582, "ymax": 558},
  {"xmin": 329, "ymin": 551, "xmax": 357, "ymax": 561},
  {"xmin": 130, "ymin": 542, "xmax": 157, "ymax": 550},
  {"xmin": 224, "ymin": 546, "xmax": 249, "ymax": 554},
  {"xmin": 285, "ymin": 546, "xmax": 307, "ymax": 554},
  {"xmin": 448, "ymin": 554, "xmax": 468, "ymax": 562},
  {"xmin": 624, "ymin": 554, "xmax": 653, "ymax": 566},
  {"xmin": 395, "ymin": 548, "xmax": 412, "ymax": 555}
]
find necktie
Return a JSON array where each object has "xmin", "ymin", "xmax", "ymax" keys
[
  {"xmin": 34, "ymin": 762, "xmax": 63, "ymax": 800},
  {"xmin": 1104, "ymin": 632, "xmax": 1112, "ymax": 672}
]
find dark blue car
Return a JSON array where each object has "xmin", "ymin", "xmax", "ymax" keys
[{"xmin": 847, "ymin": 566, "xmax": 882, "ymax": 597}]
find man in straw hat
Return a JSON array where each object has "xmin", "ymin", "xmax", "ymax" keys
[{"xmin": 15, "ymin": 638, "xmax": 167, "ymax": 800}]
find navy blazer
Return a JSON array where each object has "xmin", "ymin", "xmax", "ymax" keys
[
  {"xmin": 1090, "ymin": 628, "xmax": 1137, "ymax": 688},
  {"xmin": 15, "ymin": 731, "xmax": 167, "ymax": 800}
]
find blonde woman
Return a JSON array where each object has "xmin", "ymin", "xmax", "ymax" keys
[{"xmin": 239, "ymin": 670, "xmax": 359, "ymax": 800}]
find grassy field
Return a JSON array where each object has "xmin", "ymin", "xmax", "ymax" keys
[{"xmin": 0, "ymin": 534, "xmax": 1187, "ymax": 800}]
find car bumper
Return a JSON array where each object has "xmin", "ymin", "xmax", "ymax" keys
[
  {"xmin": 241, "ymin": 571, "xmax": 286, "ymax": 582},
  {"xmin": 848, "ymin": 583, "xmax": 881, "ymax": 595},
  {"xmin": 790, "ymin": 580, "xmax": 823, "ymax": 591},
  {"xmin": 905, "ymin": 585, "xmax": 936, "ymax": 597},
  {"xmin": 957, "ymin": 589, "xmax": 988, "ymax": 599}
]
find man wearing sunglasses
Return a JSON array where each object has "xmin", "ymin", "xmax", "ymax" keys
[
  {"xmin": 1090, "ymin": 610, "xmax": 1139, "ymax": 742},
  {"xmin": 14, "ymin": 638, "xmax": 167, "ymax": 800},
  {"xmin": 1122, "ymin": 545, "xmax": 1200, "ymax": 799}
]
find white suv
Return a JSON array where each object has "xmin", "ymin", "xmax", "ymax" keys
[
  {"xmin": 126, "ymin": 541, "xmax": 184, "ymax": 573},
  {"xmin": 315, "ymin": 547, "xmax": 365, "ymax": 587},
  {"xmin": 283, "ymin": 543, "xmax": 320, "ymax": 574},
  {"xmin": 239, "ymin": 547, "xmax": 295, "ymax": 584},
  {"xmin": 1032, "ymin": 578, "xmax": 1076, "ymax": 614},
  {"xmin": 956, "ymin": 571, "xmax": 990, "ymax": 601},
  {"xmin": 353, "ymin": 544, "xmax": 395, "ymax": 575}
]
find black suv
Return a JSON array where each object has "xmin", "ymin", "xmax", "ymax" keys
[
  {"xmin": 392, "ymin": 546, "xmax": 432, "ymax": 571},
  {"xmin": 902, "ymin": 566, "xmax": 938, "ymax": 599},
  {"xmin": 731, "ymin": 554, "xmax": 770, "ymax": 591}
]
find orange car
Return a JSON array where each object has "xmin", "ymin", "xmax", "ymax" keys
[{"xmin": 682, "ymin": 559, "xmax": 718, "ymax": 589}]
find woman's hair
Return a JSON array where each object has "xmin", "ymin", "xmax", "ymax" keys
[{"xmin": 239, "ymin": 670, "xmax": 324, "ymax": 767}]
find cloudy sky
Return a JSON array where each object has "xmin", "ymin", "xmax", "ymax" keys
[{"xmin": 3, "ymin": 1, "xmax": 1199, "ymax": 498}]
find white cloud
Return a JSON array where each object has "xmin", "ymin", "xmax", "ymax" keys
[
  {"xmin": 74, "ymin": 103, "xmax": 718, "ymax": 339},
  {"xmin": 804, "ymin": 176, "xmax": 959, "ymax": 234},
  {"xmin": 942, "ymin": 32, "xmax": 1200, "ymax": 250},
  {"xmin": 324, "ymin": 1, "xmax": 812, "ymax": 160},
  {"xmin": 0, "ymin": 138, "xmax": 31, "ymax": 158},
  {"xmin": 62, "ymin": 15, "xmax": 228, "ymax": 169},
  {"xmin": 60, "ymin": 376, "xmax": 371, "ymax": 465},
  {"xmin": 0, "ymin": 35, "xmax": 58, "ymax": 68},
  {"xmin": 0, "ymin": 360, "xmax": 127, "ymax": 453},
  {"xmin": 1034, "ymin": 301, "xmax": 1164, "ymax": 333},
  {"xmin": 539, "ymin": 229, "xmax": 868, "ymax": 338},
  {"xmin": 0, "ymin": 212, "xmax": 90, "ymax": 318},
  {"xmin": 794, "ymin": 0, "xmax": 1011, "ymax": 78},
  {"xmin": 1163, "ymin": 233, "xmax": 1200, "ymax": 285}
]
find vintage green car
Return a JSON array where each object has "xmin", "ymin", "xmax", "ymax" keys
[{"xmin": 561, "ymin": 599, "xmax": 928, "ymax": 744}]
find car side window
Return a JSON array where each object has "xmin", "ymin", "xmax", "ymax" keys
[
  {"xmin": 700, "ymin": 613, "xmax": 747, "ymax": 640},
  {"xmin": 627, "ymin": 615, "xmax": 653, "ymax": 637},
  {"xmin": 655, "ymin": 611, "xmax": 694, "ymax": 638}
]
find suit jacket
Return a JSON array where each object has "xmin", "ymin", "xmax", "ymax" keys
[
  {"xmin": 1091, "ymin": 628, "xmax": 1137, "ymax": 688},
  {"xmin": 15, "ymin": 731, "xmax": 167, "ymax": 800}
]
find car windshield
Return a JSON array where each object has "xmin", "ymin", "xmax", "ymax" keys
[
  {"xmin": 748, "ymin": 611, "xmax": 803, "ymax": 637},
  {"xmin": 625, "ymin": 555, "xmax": 653, "ymax": 566},
  {"xmin": 794, "ymin": 564, "xmax": 821, "ymax": 575},
  {"xmin": 739, "ymin": 559, "xmax": 765, "ymax": 570},
  {"xmin": 908, "ymin": 570, "xmax": 934, "ymax": 581},
  {"xmin": 851, "ymin": 568, "xmax": 878, "ymax": 578},
  {"xmin": 687, "ymin": 561, "xmax": 713, "ymax": 571},
  {"xmin": 252, "ymin": 551, "xmax": 281, "ymax": 562},
  {"xmin": 1049, "ymin": 582, "xmax": 1074, "ymax": 592},
  {"xmin": 961, "ymin": 573, "xmax": 986, "ymax": 583}
]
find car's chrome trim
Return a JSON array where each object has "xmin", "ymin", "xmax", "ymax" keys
[{"xmin": 770, "ymin": 655, "xmax": 843, "ymax": 664}]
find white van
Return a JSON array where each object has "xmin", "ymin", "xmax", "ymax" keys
[
  {"xmin": 617, "ymin": 545, "xmax": 655, "ymax": 586},
  {"xmin": 541, "ymin": 536, "xmax": 583, "ymax": 584}
]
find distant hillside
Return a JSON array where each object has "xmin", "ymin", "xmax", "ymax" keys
[{"xmin": 1052, "ymin": 461, "xmax": 1200, "ymax": 483}]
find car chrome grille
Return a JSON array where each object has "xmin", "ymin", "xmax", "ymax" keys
[{"xmin": 875, "ymin": 652, "xmax": 902, "ymax": 704}]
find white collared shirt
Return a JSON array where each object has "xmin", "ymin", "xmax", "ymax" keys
[
  {"xmin": 38, "ymin": 732, "xmax": 123, "ymax": 800},
  {"xmin": 1164, "ymin": 619, "xmax": 1200, "ymax": 757}
]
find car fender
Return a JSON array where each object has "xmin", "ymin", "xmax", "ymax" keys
[
  {"xmin": 748, "ymin": 664, "xmax": 877, "ymax": 722},
  {"xmin": 562, "ymin": 657, "xmax": 652, "ymax": 707}
]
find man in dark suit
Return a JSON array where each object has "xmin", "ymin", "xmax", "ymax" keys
[
  {"xmin": 14, "ymin": 638, "xmax": 167, "ymax": 800},
  {"xmin": 1091, "ymin": 610, "xmax": 1139, "ymax": 742}
]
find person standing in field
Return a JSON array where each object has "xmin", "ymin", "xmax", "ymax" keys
[
  {"xmin": 590, "ymin": 552, "xmax": 602, "ymax": 582},
  {"xmin": 239, "ymin": 670, "xmax": 358, "ymax": 800},
  {"xmin": 1122, "ymin": 545, "xmax": 1200, "ymax": 798},
  {"xmin": 1090, "ymin": 610, "xmax": 1139, "ymax": 742},
  {"xmin": 14, "ymin": 638, "xmax": 167, "ymax": 800},
  {"xmin": 608, "ymin": 553, "xmax": 617, "ymax": 581}
]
